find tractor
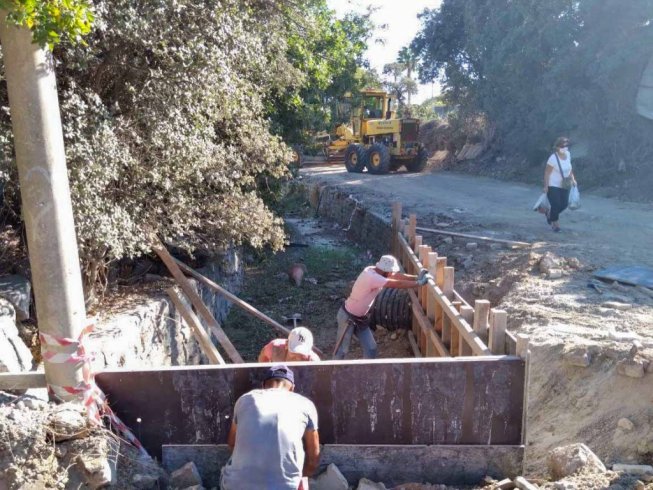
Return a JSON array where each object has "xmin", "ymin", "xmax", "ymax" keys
[{"xmin": 327, "ymin": 89, "xmax": 428, "ymax": 174}]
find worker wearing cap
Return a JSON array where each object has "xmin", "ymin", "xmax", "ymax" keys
[
  {"xmin": 334, "ymin": 255, "xmax": 428, "ymax": 360},
  {"xmin": 221, "ymin": 365, "xmax": 320, "ymax": 490},
  {"xmin": 258, "ymin": 327, "xmax": 320, "ymax": 363}
]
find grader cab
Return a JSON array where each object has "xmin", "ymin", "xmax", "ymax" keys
[{"xmin": 328, "ymin": 89, "xmax": 428, "ymax": 174}]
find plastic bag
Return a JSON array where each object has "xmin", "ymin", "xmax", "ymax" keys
[
  {"xmin": 568, "ymin": 186, "xmax": 581, "ymax": 210},
  {"xmin": 533, "ymin": 193, "xmax": 550, "ymax": 214}
]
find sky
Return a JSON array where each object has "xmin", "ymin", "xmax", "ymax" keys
[{"xmin": 327, "ymin": 0, "xmax": 442, "ymax": 104}]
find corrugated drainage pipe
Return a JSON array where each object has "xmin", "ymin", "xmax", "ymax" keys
[{"xmin": 370, "ymin": 288, "xmax": 412, "ymax": 332}]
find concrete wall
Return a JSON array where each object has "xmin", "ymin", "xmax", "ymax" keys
[{"xmin": 88, "ymin": 247, "xmax": 243, "ymax": 370}]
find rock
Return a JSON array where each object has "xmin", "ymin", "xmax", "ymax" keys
[
  {"xmin": 0, "ymin": 298, "xmax": 33, "ymax": 373},
  {"xmin": 566, "ymin": 257, "xmax": 582, "ymax": 269},
  {"xmin": 170, "ymin": 462, "xmax": 203, "ymax": 489},
  {"xmin": 76, "ymin": 439, "xmax": 118, "ymax": 490},
  {"xmin": 47, "ymin": 403, "xmax": 90, "ymax": 442},
  {"xmin": 539, "ymin": 252, "xmax": 562, "ymax": 274},
  {"xmin": 390, "ymin": 332, "xmax": 398, "ymax": 341},
  {"xmin": 312, "ymin": 463, "xmax": 348, "ymax": 490},
  {"xmin": 357, "ymin": 478, "xmax": 387, "ymax": 490},
  {"xmin": 547, "ymin": 269, "xmax": 563, "ymax": 279},
  {"xmin": 23, "ymin": 397, "xmax": 48, "ymax": 411},
  {"xmin": 603, "ymin": 301, "xmax": 633, "ymax": 311},
  {"xmin": 494, "ymin": 478, "xmax": 516, "ymax": 489},
  {"xmin": 563, "ymin": 347, "xmax": 591, "ymax": 367},
  {"xmin": 617, "ymin": 418, "xmax": 635, "ymax": 432},
  {"xmin": 490, "ymin": 243, "xmax": 502, "ymax": 251},
  {"xmin": 0, "ymin": 275, "xmax": 31, "ymax": 321},
  {"xmin": 513, "ymin": 476, "xmax": 538, "ymax": 490},
  {"xmin": 634, "ymin": 481, "xmax": 645, "ymax": 490},
  {"xmin": 547, "ymin": 443, "xmax": 606, "ymax": 480},
  {"xmin": 553, "ymin": 482, "xmax": 577, "ymax": 490},
  {"xmin": 181, "ymin": 486, "xmax": 205, "ymax": 490},
  {"xmin": 612, "ymin": 464, "xmax": 653, "ymax": 481},
  {"xmin": 132, "ymin": 473, "xmax": 160, "ymax": 489},
  {"xmin": 616, "ymin": 358, "xmax": 646, "ymax": 378},
  {"xmin": 465, "ymin": 242, "xmax": 478, "ymax": 250},
  {"xmin": 443, "ymin": 237, "xmax": 453, "ymax": 245}
]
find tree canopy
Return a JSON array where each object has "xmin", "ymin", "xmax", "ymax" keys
[
  {"xmin": 0, "ymin": 0, "xmax": 372, "ymax": 295},
  {"xmin": 412, "ymin": 0, "xmax": 653, "ymax": 174}
]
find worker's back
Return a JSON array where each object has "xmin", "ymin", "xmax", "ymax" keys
[{"xmin": 221, "ymin": 388, "xmax": 318, "ymax": 490}]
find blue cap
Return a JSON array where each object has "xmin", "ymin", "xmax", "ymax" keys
[{"xmin": 264, "ymin": 365, "xmax": 295, "ymax": 385}]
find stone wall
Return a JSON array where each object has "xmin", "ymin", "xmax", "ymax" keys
[
  {"xmin": 304, "ymin": 183, "xmax": 392, "ymax": 256},
  {"xmin": 87, "ymin": 247, "xmax": 243, "ymax": 371}
]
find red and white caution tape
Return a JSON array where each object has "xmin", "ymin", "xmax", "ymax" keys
[{"xmin": 40, "ymin": 319, "xmax": 148, "ymax": 457}]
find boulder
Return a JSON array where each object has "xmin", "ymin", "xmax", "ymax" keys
[
  {"xmin": 170, "ymin": 462, "xmax": 202, "ymax": 489},
  {"xmin": 312, "ymin": 463, "xmax": 348, "ymax": 490},
  {"xmin": 548, "ymin": 443, "xmax": 606, "ymax": 480},
  {"xmin": 357, "ymin": 478, "xmax": 387, "ymax": 490},
  {"xmin": 46, "ymin": 403, "xmax": 90, "ymax": 442},
  {"xmin": 617, "ymin": 358, "xmax": 646, "ymax": 378},
  {"xmin": 0, "ymin": 274, "xmax": 31, "ymax": 321},
  {"xmin": 75, "ymin": 437, "xmax": 119, "ymax": 489},
  {"xmin": 0, "ymin": 298, "xmax": 33, "ymax": 373}
]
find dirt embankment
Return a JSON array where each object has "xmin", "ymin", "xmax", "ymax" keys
[{"xmin": 419, "ymin": 119, "xmax": 653, "ymax": 203}]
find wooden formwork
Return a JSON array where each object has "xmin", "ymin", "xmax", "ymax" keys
[{"xmin": 391, "ymin": 202, "xmax": 519, "ymax": 358}]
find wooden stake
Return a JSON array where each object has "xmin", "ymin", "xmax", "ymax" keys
[
  {"xmin": 489, "ymin": 309, "xmax": 508, "ymax": 355},
  {"xmin": 434, "ymin": 257, "xmax": 447, "ymax": 333},
  {"xmin": 516, "ymin": 333, "xmax": 531, "ymax": 446},
  {"xmin": 392, "ymin": 202, "xmax": 402, "ymax": 257},
  {"xmin": 459, "ymin": 306, "xmax": 474, "ymax": 356},
  {"xmin": 426, "ymin": 252, "xmax": 438, "ymax": 324},
  {"xmin": 413, "ymin": 235, "xmax": 423, "ymax": 256},
  {"xmin": 167, "ymin": 288, "xmax": 225, "ymax": 365},
  {"xmin": 451, "ymin": 300, "xmax": 461, "ymax": 356},
  {"xmin": 473, "ymin": 300, "xmax": 491, "ymax": 343},
  {"xmin": 153, "ymin": 241, "xmax": 244, "ymax": 363},
  {"xmin": 408, "ymin": 214, "xmax": 417, "ymax": 246},
  {"xmin": 172, "ymin": 258, "xmax": 324, "ymax": 357}
]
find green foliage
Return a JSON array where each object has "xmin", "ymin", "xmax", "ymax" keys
[
  {"xmin": 269, "ymin": 2, "xmax": 376, "ymax": 143},
  {"xmin": 412, "ymin": 0, "xmax": 653, "ymax": 169},
  {"xmin": 0, "ymin": 0, "xmax": 93, "ymax": 48},
  {"xmin": 0, "ymin": 0, "xmax": 320, "ymax": 293}
]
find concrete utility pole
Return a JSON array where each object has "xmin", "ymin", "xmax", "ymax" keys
[{"xmin": 0, "ymin": 14, "xmax": 87, "ymax": 400}]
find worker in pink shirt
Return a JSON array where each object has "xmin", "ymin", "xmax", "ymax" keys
[
  {"xmin": 333, "ymin": 255, "xmax": 427, "ymax": 359},
  {"xmin": 258, "ymin": 327, "xmax": 321, "ymax": 362}
]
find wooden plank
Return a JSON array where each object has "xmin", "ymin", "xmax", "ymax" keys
[
  {"xmin": 162, "ymin": 444, "xmax": 525, "ymax": 488},
  {"xmin": 516, "ymin": 334, "xmax": 530, "ymax": 446},
  {"xmin": 505, "ymin": 331, "xmax": 518, "ymax": 356},
  {"xmin": 408, "ymin": 290, "xmax": 449, "ymax": 358},
  {"xmin": 413, "ymin": 235, "xmax": 423, "ymax": 257},
  {"xmin": 174, "ymin": 258, "xmax": 324, "ymax": 358},
  {"xmin": 407, "ymin": 331, "xmax": 422, "ymax": 358},
  {"xmin": 435, "ymin": 257, "xmax": 447, "ymax": 333},
  {"xmin": 459, "ymin": 306, "xmax": 474, "ymax": 356},
  {"xmin": 416, "ymin": 226, "xmax": 531, "ymax": 248},
  {"xmin": 489, "ymin": 309, "xmax": 508, "ymax": 355},
  {"xmin": 167, "ymin": 288, "xmax": 225, "ymax": 365},
  {"xmin": 451, "ymin": 301, "xmax": 462, "ymax": 356},
  {"xmin": 408, "ymin": 214, "xmax": 417, "ymax": 246},
  {"xmin": 0, "ymin": 372, "xmax": 47, "ymax": 390},
  {"xmin": 153, "ymin": 242, "xmax": 244, "ymax": 363},
  {"xmin": 391, "ymin": 202, "xmax": 402, "ymax": 257},
  {"xmin": 473, "ymin": 300, "xmax": 491, "ymax": 343}
]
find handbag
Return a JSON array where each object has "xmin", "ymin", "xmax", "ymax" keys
[{"xmin": 554, "ymin": 153, "xmax": 574, "ymax": 190}]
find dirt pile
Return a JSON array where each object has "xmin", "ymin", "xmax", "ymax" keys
[{"xmin": 0, "ymin": 393, "xmax": 165, "ymax": 489}]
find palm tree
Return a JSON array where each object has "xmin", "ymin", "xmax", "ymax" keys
[{"xmin": 397, "ymin": 46, "xmax": 418, "ymax": 105}]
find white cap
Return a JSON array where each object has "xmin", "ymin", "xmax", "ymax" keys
[
  {"xmin": 288, "ymin": 327, "xmax": 314, "ymax": 357},
  {"xmin": 375, "ymin": 255, "xmax": 400, "ymax": 273}
]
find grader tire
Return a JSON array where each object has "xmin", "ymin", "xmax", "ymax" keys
[
  {"xmin": 344, "ymin": 144, "xmax": 366, "ymax": 173},
  {"xmin": 365, "ymin": 143, "xmax": 391, "ymax": 175},
  {"xmin": 406, "ymin": 147, "xmax": 429, "ymax": 173}
]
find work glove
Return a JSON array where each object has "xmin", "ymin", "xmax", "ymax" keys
[{"xmin": 417, "ymin": 269, "xmax": 430, "ymax": 286}]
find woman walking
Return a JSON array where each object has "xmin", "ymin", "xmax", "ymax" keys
[{"xmin": 543, "ymin": 137, "xmax": 577, "ymax": 232}]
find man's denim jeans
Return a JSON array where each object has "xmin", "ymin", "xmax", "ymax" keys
[{"xmin": 334, "ymin": 306, "xmax": 378, "ymax": 359}]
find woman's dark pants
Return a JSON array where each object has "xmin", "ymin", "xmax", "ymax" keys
[{"xmin": 547, "ymin": 186, "xmax": 570, "ymax": 223}]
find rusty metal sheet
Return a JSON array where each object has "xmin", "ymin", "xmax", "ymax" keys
[{"xmin": 96, "ymin": 357, "xmax": 524, "ymax": 458}]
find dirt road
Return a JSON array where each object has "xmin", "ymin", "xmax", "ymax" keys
[{"xmin": 301, "ymin": 165, "xmax": 653, "ymax": 266}]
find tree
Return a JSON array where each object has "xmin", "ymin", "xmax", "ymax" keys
[
  {"xmin": 0, "ymin": 0, "xmax": 325, "ymax": 297},
  {"xmin": 397, "ymin": 46, "xmax": 419, "ymax": 105},
  {"xmin": 382, "ymin": 62, "xmax": 417, "ymax": 110},
  {"xmin": 412, "ymin": 0, "xmax": 653, "ymax": 174}
]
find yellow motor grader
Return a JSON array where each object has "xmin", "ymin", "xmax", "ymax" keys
[{"xmin": 327, "ymin": 89, "xmax": 428, "ymax": 174}]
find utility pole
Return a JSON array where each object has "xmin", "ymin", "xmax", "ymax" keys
[{"xmin": 0, "ymin": 14, "xmax": 87, "ymax": 400}]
